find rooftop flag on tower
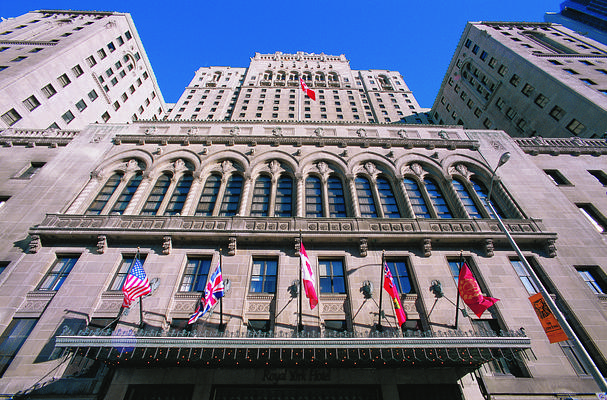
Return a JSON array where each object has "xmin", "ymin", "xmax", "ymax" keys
[
  {"xmin": 300, "ymin": 242, "xmax": 318, "ymax": 309},
  {"xmin": 122, "ymin": 257, "xmax": 151, "ymax": 308},
  {"xmin": 300, "ymin": 77, "xmax": 316, "ymax": 101},
  {"xmin": 189, "ymin": 260, "xmax": 225, "ymax": 324}
]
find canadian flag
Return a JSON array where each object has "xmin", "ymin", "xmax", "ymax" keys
[
  {"xmin": 300, "ymin": 242, "xmax": 318, "ymax": 309},
  {"xmin": 300, "ymin": 77, "xmax": 316, "ymax": 101}
]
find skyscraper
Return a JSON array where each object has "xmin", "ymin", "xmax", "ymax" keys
[{"xmin": 546, "ymin": 0, "xmax": 607, "ymax": 45}]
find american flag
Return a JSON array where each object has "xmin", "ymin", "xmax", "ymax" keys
[
  {"xmin": 122, "ymin": 257, "xmax": 151, "ymax": 308},
  {"xmin": 189, "ymin": 261, "xmax": 224, "ymax": 324}
]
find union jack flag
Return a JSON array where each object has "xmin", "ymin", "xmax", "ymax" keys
[
  {"xmin": 122, "ymin": 257, "xmax": 151, "ymax": 308},
  {"xmin": 189, "ymin": 260, "xmax": 224, "ymax": 324}
]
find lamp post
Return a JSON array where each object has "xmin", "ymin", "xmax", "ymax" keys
[{"xmin": 487, "ymin": 152, "xmax": 607, "ymax": 392}]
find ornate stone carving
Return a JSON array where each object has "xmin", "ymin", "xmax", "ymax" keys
[
  {"xmin": 455, "ymin": 164, "xmax": 469, "ymax": 178},
  {"xmin": 359, "ymin": 238, "xmax": 368, "ymax": 258},
  {"xmin": 364, "ymin": 162, "xmax": 378, "ymax": 177},
  {"xmin": 187, "ymin": 127, "xmax": 198, "ymax": 136},
  {"xmin": 484, "ymin": 238, "xmax": 494, "ymax": 258},
  {"xmin": 221, "ymin": 160, "xmax": 235, "ymax": 175},
  {"xmin": 317, "ymin": 161, "xmax": 330, "ymax": 176},
  {"xmin": 294, "ymin": 237, "xmax": 301, "ymax": 256},
  {"xmin": 29, "ymin": 235, "xmax": 41, "ymax": 253},
  {"xmin": 272, "ymin": 127, "xmax": 283, "ymax": 136},
  {"xmin": 144, "ymin": 127, "xmax": 157, "ymax": 135},
  {"xmin": 228, "ymin": 237, "xmax": 237, "ymax": 256},
  {"xmin": 269, "ymin": 160, "xmax": 281, "ymax": 175},
  {"xmin": 97, "ymin": 235, "xmax": 107, "ymax": 254},
  {"xmin": 357, "ymin": 128, "xmax": 367, "ymax": 138},
  {"xmin": 397, "ymin": 129, "xmax": 406, "ymax": 138},
  {"xmin": 173, "ymin": 159, "xmax": 187, "ymax": 174},
  {"xmin": 422, "ymin": 238, "xmax": 431, "ymax": 257},
  {"xmin": 546, "ymin": 238, "xmax": 557, "ymax": 258},
  {"xmin": 229, "ymin": 126, "xmax": 240, "ymax": 136},
  {"xmin": 163, "ymin": 236, "xmax": 172, "ymax": 255},
  {"xmin": 410, "ymin": 163, "xmax": 424, "ymax": 177},
  {"xmin": 314, "ymin": 127, "xmax": 324, "ymax": 137}
]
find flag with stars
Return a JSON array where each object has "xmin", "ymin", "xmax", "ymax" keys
[{"xmin": 122, "ymin": 257, "xmax": 151, "ymax": 308}]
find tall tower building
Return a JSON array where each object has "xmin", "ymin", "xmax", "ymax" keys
[
  {"xmin": 0, "ymin": 10, "xmax": 166, "ymax": 130},
  {"xmin": 166, "ymin": 52, "xmax": 425, "ymax": 124},
  {"xmin": 546, "ymin": 0, "xmax": 607, "ymax": 46},
  {"xmin": 431, "ymin": 22, "xmax": 607, "ymax": 138}
]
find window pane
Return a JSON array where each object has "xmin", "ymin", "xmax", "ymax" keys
[
  {"xmin": 180, "ymin": 258, "xmax": 211, "ymax": 292},
  {"xmin": 165, "ymin": 174, "xmax": 193, "ymax": 215},
  {"xmin": 38, "ymin": 256, "xmax": 78, "ymax": 291},
  {"xmin": 327, "ymin": 176, "xmax": 347, "ymax": 217},
  {"xmin": 111, "ymin": 174, "xmax": 142, "ymax": 214},
  {"xmin": 86, "ymin": 173, "xmax": 122, "ymax": 215},
  {"xmin": 251, "ymin": 176, "xmax": 271, "ymax": 217},
  {"xmin": 471, "ymin": 178, "xmax": 505, "ymax": 218},
  {"xmin": 109, "ymin": 256, "xmax": 146, "ymax": 291},
  {"xmin": 219, "ymin": 175, "xmax": 242, "ymax": 216},
  {"xmin": 403, "ymin": 178, "xmax": 430, "ymax": 218},
  {"xmin": 0, "ymin": 319, "xmax": 37, "ymax": 377},
  {"xmin": 141, "ymin": 174, "xmax": 171, "ymax": 215},
  {"xmin": 356, "ymin": 177, "xmax": 377, "ymax": 218},
  {"xmin": 305, "ymin": 176, "xmax": 323, "ymax": 217},
  {"xmin": 319, "ymin": 260, "xmax": 345, "ymax": 294},
  {"xmin": 377, "ymin": 177, "xmax": 400, "ymax": 218},
  {"xmin": 196, "ymin": 175, "xmax": 220, "ymax": 216},
  {"xmin": 387, "ymin": 261, "xmax": 413, "ymax": 294},
  {"xmin": 250, "ymin": 259, "xmax": 277, "ymax": 294},
  {"xmin": 510, "ymin": 260, "xmax": 539, "ymax": 294},
  {"xmin": 275, "ymin": 175, "xmax": 293, "ymax": 217},
  {"xmin": 424, "ymin": 177, "xmax": 452, "ymax": 218},
  {"xmin": 452, "ymin": 179, "xmax": 482, "ymax": 218}
]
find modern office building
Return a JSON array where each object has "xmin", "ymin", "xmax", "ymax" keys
[
  {"xmin": 546, "ymin": 0, "xmax": 607, "ymax": 46},
  {"xmin": 0, "ymin": 10, "xmax": 166, "ymax": 130},
  {"xmin": 431, "ymin": 22, "xmax": 607, "ymax": 138},
  {"xmin": 165, "ymin": 52, "xmax": 425, "ymax": 124}
]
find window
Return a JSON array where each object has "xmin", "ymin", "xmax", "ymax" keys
[
  {"xmin": 75, "ymin": 99, "xmax": 87, "ymax": 112},
  {"xmin": 472, "ymin": 319, "xmax": 526, "ymax": 376},
  {"xmin": 327, "ymin": 176, "xmax": 346, "ymax": 218},
  {"xmin": 250, "ymin": 259, "xmax": 277, "ymax": 293},
  {"xmin": 386, "ymin": 260, "xmax": 414, "ymax": 293},
  {"xmin": 497, "ymin": 65, "xmax": 508, "ymax": 76},
  {"xmin": 107, "ymin": 41, "xmax": 116, "ymax": 52},
  {"xmin": 560, "ymin": 340, "xmax": 589, "ymax": 375},
  {"xmin": 274, "ymin": 175, "xmax": 293, "ymax": 217},
  {"xmin": 219, "ymin": 175, "xmax": 242, "ymax": 216},
  {"xmin": 377, "ymin": 177, "xmax": 400, "ymax": 218},
  {"xmin": 0, "ymin": 319, "xmax": 38, "ymax": 377},
  {"xmin": 319, "ymin": 259, "xmax": 346, "ymax": 294},
  {"xmin": 86, "ymin": 173, "xmax": 122, "ymax": 214},
  {"xmin": 510, "ymin": 259, "xmax": 539, "ymax": 294},
  {"xmin": 577, "ymin": 203, "xmax": 607, "ymax": 232},
  {"xmin": 141, "ymin": 173, "xmax": 171, "ymax": 215},
  {"xmin": 72, "ymin": 64, "xmax": 84, "ymax": 77},
  {"xmin": 248, "ymin": 320, "xmax": 270, "ymax": 335},
  {"xmin": 452, "ymin": 179, "xmax": 482, "ymax": 218},
  {"xmin": 195, "ymin": 175, "xmax": 220, "ymax": 216},
  {"xmin": 111, "ymin": 173, "xmax": 142, "ymax": 214},
  {"xmin": 109, "ymin": 256, "xmax": 146, "ymax": 291},
  {"xmin": 588, "ymin": 170, "xmax": 607, "ymax": 186},
  {"xmin": 38, "ymin": 255, "xmax": 79, "ymax": 291},
  {"xmin": 356, "ymin": 177, "xmax": 377, "ymax": 218},
  {"xmin": 17, "ymin": 162, "xmax": 45, "ymax": 179},
  {"xmin": 305, "ymin": 176, "xmax": 323, "ymax": 217},
  {"xmin": 534, "ymin": 94, "xmax": 549, "ymax": 108},
  {"xmin": 403, "ymin": 178, "xmax": 430, "ymax": 218},
  {"xmin": 521, "ymin": 83, "xmax": 534, "ymax": 97},
  {"xmin": 566, "ymin": 119, "xmax": 585, "ymax": 135},
  {"xmin": 1, "ymin": 109, "xmax": 22, "ymax": 127},
  {"xmin": 495, "ymin": 97, "xmax": 504, "ymax": 110},
  {"xmin": 11, "ymin": 56, "xmax": 26, "ymax": 62},
  {"xmin": 549, "ymin": 106, "xmax": 566, "ymax": 121},
  {"xmin": 22, "ymin": 95, "xmax": 41, "ymax": 111},
  {"xmin": 506, "ymin": 108, "xmax": 518, "ymax": 121},
  {"xmin": 165, "ymin": 174, "xmax": 193, "ymax": 215},
  {"xmin": 61, "ymin": 110, "xmax": 75, "ymax": 124},
  {"xmin": 472, "ymin": 44, "xmax": 479, "ymax": 54},
  {"xmin": 102, "ymin": 112, "xmax": 110, "ymax": 122},
  {"xmin": 424, "ymin": 177, "xmax": 452, "ymax": 218},
  {"xmin": 250, "ymin": 175, "xmax": 271, "ymax": 217},
  {"xmin": 509, "ymin": 74, "xmax": 521, "ymax": 87},
  {"xmin": 543, "ymin": 169, "xmax": 571, "ymax": 186},
  {"xmin": 85, "ymin": 55, "xmax": 96, "ymax": 67},
  {"xmin": 41, "ymin": 84, "xmax": 56, "ymax": 98},
  {"xmin": 180, "ymin": 257, "xmax": 211, "ymax": 292},
  {"xmin": 57, "ymin": 73, "xmax": 71, "ymax": 87},
  {"xmin": 471, "ymin": 177, "xmax": 504, "ymax": 219}
]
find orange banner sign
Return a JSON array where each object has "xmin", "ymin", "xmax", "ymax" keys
[{"xmin": 529, "ymin": 293, "xmax": 569, "ymax": 344}]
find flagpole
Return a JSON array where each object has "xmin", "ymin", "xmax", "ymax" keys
[
  {"xmin": 135, "ymin": 248, "xmax": 145, "ymax": 328},
  {"xmin": 298, "ymin": 231, "xmax": 303, "ymax": 332},
  {"xmin": 297, "ymin": 79, "xmax": 302, "ymax": 122},
  {"xmin": 377, "ymin": 250, "xmax": 385, "ymax": 332},
  {"xmin": 454, "ymin": 250, "xmax": 463, "ymax": 330},
  {"xmin": 219, "ymin": 249, "xmax": 224, "ymax": 331}
]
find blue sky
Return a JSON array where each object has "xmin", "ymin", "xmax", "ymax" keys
[{"xmin": 1, "ymin": 1, "xmax": 559, "ymax": 108}]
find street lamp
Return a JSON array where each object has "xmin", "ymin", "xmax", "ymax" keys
[{"xmin": 488, "ymin": 152, "xmax": 607, "ymax": 392}]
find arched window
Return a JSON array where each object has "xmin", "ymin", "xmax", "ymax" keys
[
  {"xmin": 305, "ymin": 176, "xmax": 323, "ymax": 218},
  {"xmin": 195, "ymin": 174, "xmax": 221, "ymax": 216},
  {"xmin": 86, "ymin": 173, "xmax": 122, "ymax": 215},
  {"xmin": 288, "ymin": 71, "xmax": 299, "ymax": 81},
  {"xmin": 377, "ymin": 177, "xmax": 401, "ymax": 218},
  {"xmin": 403, "ymin": 178, "xmax": 430, "ymax": 218},
  {"xmin": 263, "ymin": 70, "xmax": 272, "ymax": 81},
  {"xmin": 141, "ymin": 173, "xmax": 171, "ymax": 215},
  {"xmin": 275, "ymin": 175, "xmax": 293, "ymax": 217},
  {"xmin": 219, "ymin": 174, "xmax": 242, "ymax": 216},
  {"xmin": 165, "ymin": 174, "xmax": 193, "ymax": 215},
  {"xmin": 251, "ymin": 175, "xmax": 271, "ymax": 217},
  {"xmin": 276, "ymin": 71, "xmax": 286, "ymax": 81},
  {"xmin": 452, "ymin": 178, "xmax": 482, "ymax": 218},
  {"xmin": 471, "ymin": 177, "xmax": 505, "ymax": 218},
  {"xmin": 327, "ymin": 176, "xmax": 347, "ymax": 218},
  {"xmin": 424, "ymin": 177, "xmax": 453, "ymax": 218},
  {"xmin": 111, "ymin": 173, "xmax": 142, "ymax": 214},
  {"xmin": 356, "ymin": 176, "xmax": 377, "ymax": 218},
  {"xmin": 328, "ymin": 72, "xmax": 339, "ymax": 82}
]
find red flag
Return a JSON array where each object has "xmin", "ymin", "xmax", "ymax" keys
[
  {"xmin": 300, "ymin": 77, "xmax": 316, "ymax": 101},
  {"xmin": 300, "ymin": 242, "xmax": 318, "ymax": 309},
  {"xmin": 457, "ymin": 262, "xmax": 499, "ymax": 318},
  {"xmin": 383, "ymin": 262, "xmax": 407, "ymax": 326}
]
